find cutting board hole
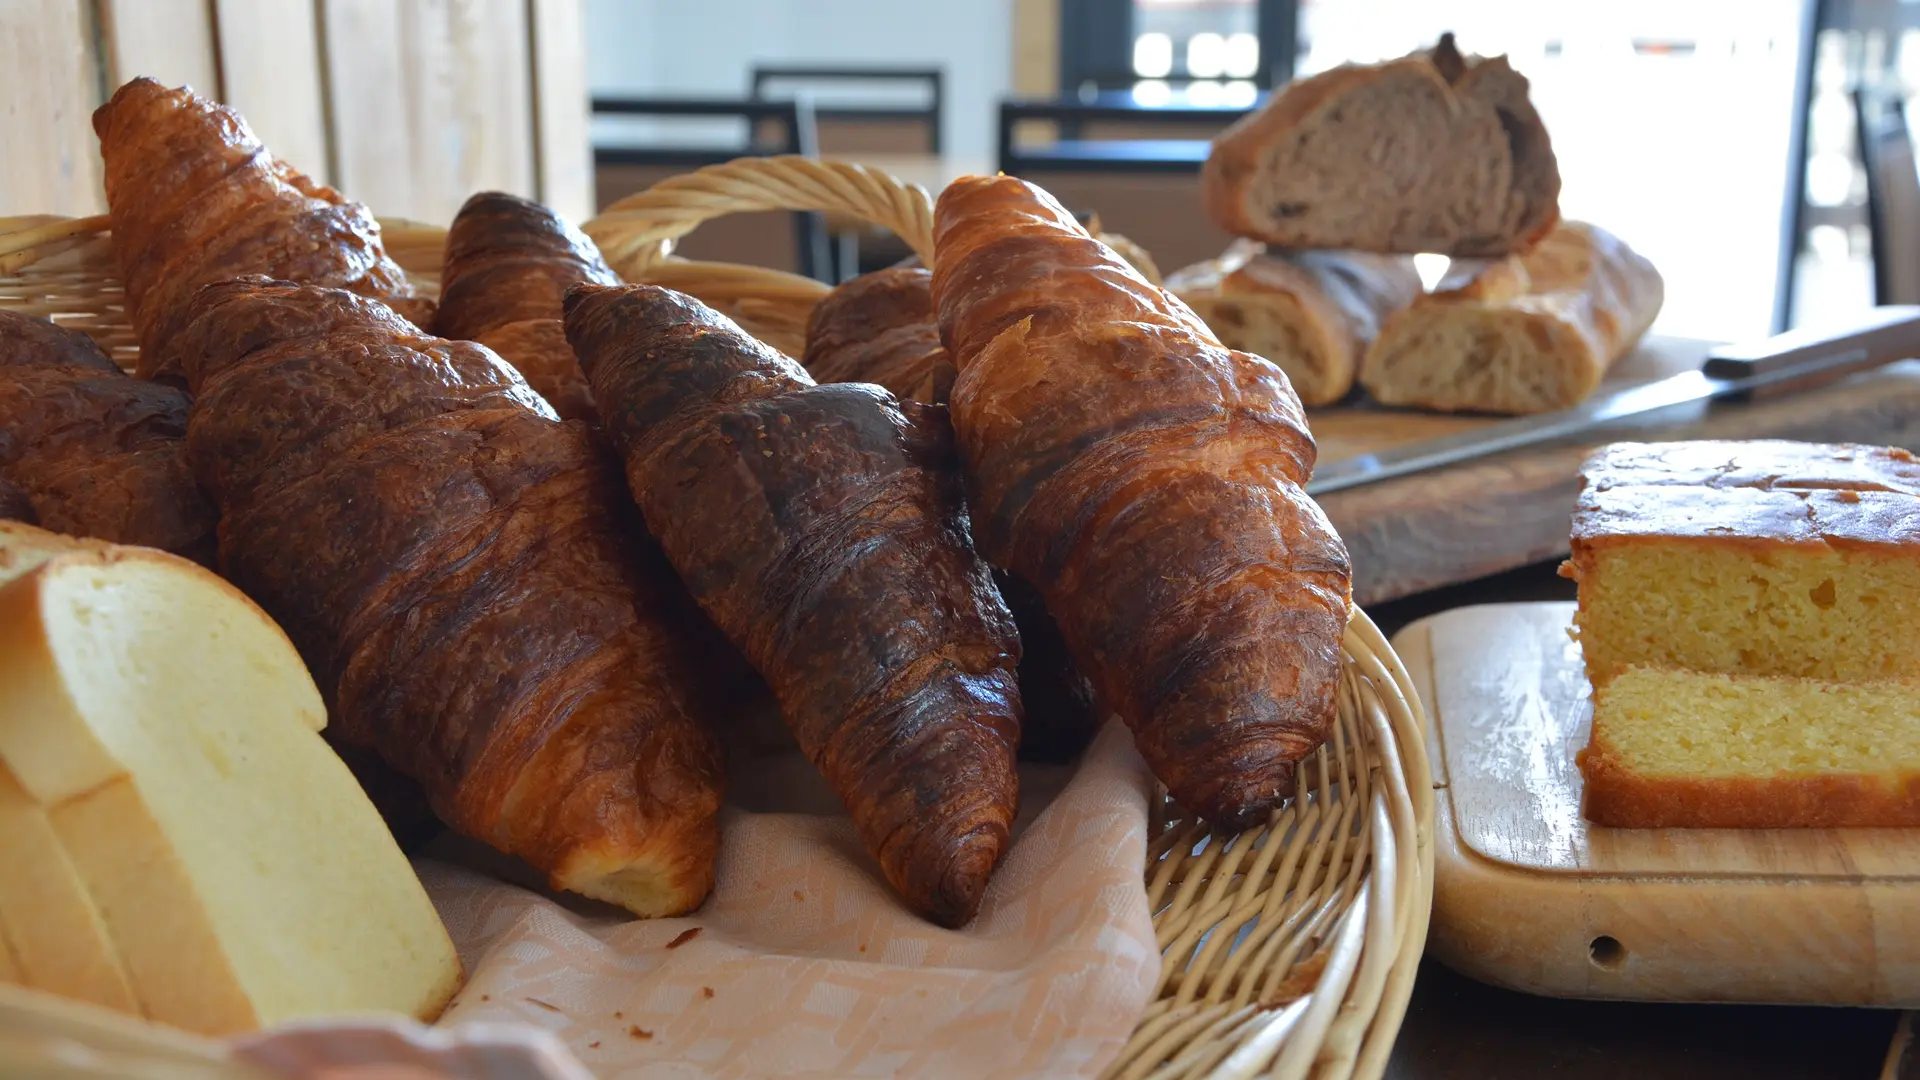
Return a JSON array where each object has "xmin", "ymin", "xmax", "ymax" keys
[{"xmin": 1588, "ymin": 935, "xmax": 1627, "ymax": 970}]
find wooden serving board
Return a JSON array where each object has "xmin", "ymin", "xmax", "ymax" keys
[
  {"xmin": 1313, "ymin": 338, "xmax": 1920, "ymax": 606},
  {"xmin": 1394, "ymin": 601, "xmax": 1920, "ymax": 1007}
]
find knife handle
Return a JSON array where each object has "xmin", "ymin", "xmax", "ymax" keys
[{"xmin": 1704, "ymin": 305, "xmax": 1920, "ymax": 380}]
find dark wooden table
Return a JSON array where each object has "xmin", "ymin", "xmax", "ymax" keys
[{"xmin": 1366, "ymin": 562, "xmax": 1904, "ymax": 1079}]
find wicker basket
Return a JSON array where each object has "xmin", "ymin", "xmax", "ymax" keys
[{"xmin": 0, "ymin": 156, "xmax": 1435, "ymax": 1080}]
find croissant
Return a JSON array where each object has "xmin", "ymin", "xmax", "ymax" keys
[
  {"xmin": 92, "ymin": 78, "xmax": 429, "ymax": 385},
  {"xmin": 802, "ymin": 267, "xmax": 955, "ymax": 405},
  {"xmin": 564, "ymin": 283, "xmax": 1022, "ymax": 927},
  {"xmin": 0, "ymin": 312, "xmax": 217, "ymax": 562},
  {"xmin": 0, "ymin": 476, "xmax": 36, "ymax": 524},
  {"xmin": 801, "ymin": 278, "xmax": 1097, "ymax": 761},
  {"xmin": 170, "ymin": 276, "xmax": 726, "ymax": 917},
  {"xmin": 931, "ymin": 176, "xmax": 1352, "ymax": 828},
  {"xmin": 438, "ymin": 192, "xmax": 621, "ymax": 422}
]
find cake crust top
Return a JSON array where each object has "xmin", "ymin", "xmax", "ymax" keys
[{"xmin": 1571, "ymin": 439, "xmax": 1920, "ymax": 549}]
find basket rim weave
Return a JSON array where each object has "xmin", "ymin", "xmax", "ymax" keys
[{"xmin": 0, "ymin": 157, "xmax": 1435, "ymax": 1080}]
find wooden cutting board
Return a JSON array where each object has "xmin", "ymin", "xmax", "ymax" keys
[
  {"xmin": 1314, "ymin": 338, "xmax": 1920, "ymax": 606},
  {"xmin": 1393, "ymin": 601, "xmax": 1920, "ymax": 1007}
]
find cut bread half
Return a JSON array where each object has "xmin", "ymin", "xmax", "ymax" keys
[
  {"xmin": 1202, "ymin": 33, "xmax": 1560, "ymax": 257},
  {"xmin": 0, "ymin": 540, "xmax": 460, "ymax": 1034},
  {"xmin": 1360, "ymin": 221, "xmax": 1663, "ymax": 414},
  {"xmin": 1167, "ymin": 240, "xmax": 1421, "ymax": 406}
]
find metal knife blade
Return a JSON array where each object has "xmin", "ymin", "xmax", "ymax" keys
[{"xmin": 1304, "ymin": 305, "xmax": 1920, "ymax": 497}]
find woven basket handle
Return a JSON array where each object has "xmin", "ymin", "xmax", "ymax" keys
[{"xmin": 583, "ymin": 155, "xmax": 937, "ymax": 280}]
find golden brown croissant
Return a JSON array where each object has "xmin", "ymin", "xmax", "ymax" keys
[
  {"xmin": 564, "ymin": 283, "xmax": 1022, "ymax": 927},
  {"xmin": 802, "ymin": 267, "xmax": 955, "ymax": 405},
  {"xmin": 0, "ymin": 312, "xmax": 217, "ymax": 562},
  {"xmin": 438, "ymin": 192, "xmax": 621, "ymax": 422},
  {"xmin": 931, "ymin": 176, "xmax": 1352, "ymax": 828},
  {"xmin": 92, "ymin": 78, "xmax": 429, "ymax": 385},
  {"xmin": 170, "ymin": 276, "xmax": 725, "ymax": 917}
]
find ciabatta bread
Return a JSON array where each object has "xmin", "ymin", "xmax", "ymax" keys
[
  {"xmin": 1202, "ymin": 34, "xmax": 1560, "ymax": 257},
  {"xmin": 1360, "ymin": 221, "xmax": 1663, "ymax": 414},
  {"xmin": 1167, "ymin": 240, "xmax": 1421, "ymax": 406}
]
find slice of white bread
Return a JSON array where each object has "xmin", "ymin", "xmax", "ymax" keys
[
  {"xmin": 0, "ymin": 762, "xmax": 138, "ymax": 1011},
  {"xmin": 0, "ymin": 523, "xmax": 113, "ymax": 589},
  {"xmin": 1359, "ymin": 221, "xmax": 1664, "ymax": 414},
  {"xmin": 0, "ymin": 528, "xmax": 461, "ymax": 1035},
  {"xmin": 1167, "ymin": 239, "xmax": 1422, "ymax": 406},
  {"xmin": 1202, "ymin": 33, "xmax": 1560, "ymax": 257},
  {"xmin": 0, "ymin": 526, "xmax": 138, "ymax": 1011}
]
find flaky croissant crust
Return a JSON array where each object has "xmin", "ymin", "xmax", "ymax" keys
[
  {"xmin": 931, "ymin": 176, "xmax": 1352, "ymax": 829},
  {"xmin": 92, "ymin": 77, "xmax": 427, "ymax": 384},
  {"xmin": 171, "ymin": 276, "xmax": 726, "ymax": 916},
  {"xmin": 566, "ymin": 283, "xmax": 1023, "ymax": 927},
  {"xmin": 438, "ymin": 191, "xmax": 621, "ymax": 422},
  {"xmin": 0, "ymin": 312, "xmax": 217, "ymax": 562}
]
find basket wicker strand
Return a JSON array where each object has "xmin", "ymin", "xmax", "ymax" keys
[{"xmin": 0, "ymin": 156, "xmax": 1435, "ymax": 1080}]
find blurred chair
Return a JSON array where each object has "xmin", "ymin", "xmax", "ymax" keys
[
  {"xmin": 1853, "ymin": 82, "xmax": 1920, "ymax": 305},
  {"xmin": 751, "ymin": 66, "xmax": 944, "ymax": 279},
  {"xmin": 591, "ymin": 96, "xmax": 831, "ymax": 280},
  {"xmin": 750, "ymin": 66, "xmax": 942, "ymax": 153},
  {"xmin": 996, "ymin": 92, "xmax": 1262, "ymax": 273}
]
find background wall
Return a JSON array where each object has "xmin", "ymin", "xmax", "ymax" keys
[
  {"xmin": 0, "ymin": 0, "xmax": 593, "ymax": 224},
  {"xmin": 585, "ymin": 0, "xmax": 1016, "ymax": 165}
]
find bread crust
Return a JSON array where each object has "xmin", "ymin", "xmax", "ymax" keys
[
  {"xmin": 1202, "ymin": 36, "xmax": 1560, "ymax": 257},
  {"xmin": 0, "ymin": 313, "xmax": 217, "ymax": 561},
  {"xmin": 1565, "ymin": 440, "xmax": 1920, "ymax": 559},
  {"xmin": 0, "ymin": 478, "xmax": 34, "ymax": 526},
  {"xmin": 170, "ymin": 277, "xmax": 726, "ymax": 918},
  {"xmin": 92, "ymin": 79, "xmax": 426, "ymax": 385},
  {"xmin": 1579, "ymin": 735, "xmax": 1920, "ymax": 829},
  {"xmin": 438, "ymin": 192, "xmax": 620, "ymax": 423},
  {"xmin": 802, "ymin": 267, "xmax": 955, "ymax": 405},
  {"xmin": 565, "ymin": 283, "xmax": 1023, "ymax": 927}
]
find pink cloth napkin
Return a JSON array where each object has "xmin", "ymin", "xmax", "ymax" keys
[{"xmin": 413, "ymin": 720, "xmax": 1161, "ymax": 1080}]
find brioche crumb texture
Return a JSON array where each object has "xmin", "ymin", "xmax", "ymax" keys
[
  {"xmin": 1581, "ymin": 666, "xmax": 1920, "ymax": 828},
  {"xmin": 0, "ymin": 541, "xmax": 461, "ymax": 1035},
  {"xmin": 1574, "ymin": 543, "xmax": 1920, "ymax": 684}
]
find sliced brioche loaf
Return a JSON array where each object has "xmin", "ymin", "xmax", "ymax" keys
[
  {"xmin": 1360, "ymin": 221, "xmax": 1663, "ymax": 414},
  {"xmin": 0, "ymin": 530, "xmax": 460, "ymax": 1034},
  {"xmin": 1202, "ymin": 34, "xmax": 1560, "ymax": 257},
  {"xmin": 1167, "ymin": 240, "xmax": 1421, "ymax": 406},
  {"xmin": 0, "ymin": 761, "xmax": 138, "ymax": 1011}
]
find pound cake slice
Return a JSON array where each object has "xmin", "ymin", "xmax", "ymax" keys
[
  {"xmin": 1579, "ymin": 666, "xmax": 1920, "ymax": 828},
  {"xmin": 1562, "ymin": 440, "xmax": 1920, "ymax": 687}
]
